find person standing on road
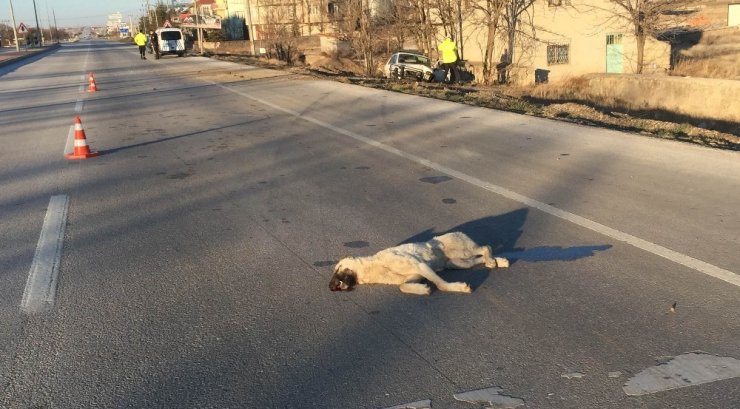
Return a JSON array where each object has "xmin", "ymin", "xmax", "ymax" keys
[
  {"xmin": 149, "ymin": 31, "xmax": 160, "ymax": 60},
  {"xmin": 134, "ymin": 31, "xmax": 148, "ymax": 60},
  {"xmin": 438, "ymin": 36, "xmax": 459, "ymax": 84}
]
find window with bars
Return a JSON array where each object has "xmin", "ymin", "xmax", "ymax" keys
[
  {"xmin": 547, "ymin": 43, "xmax": 569, "ymax": 65},
  {"xmin": 606, "ymin": 34, "xmax": 623, "ymax": 45}
]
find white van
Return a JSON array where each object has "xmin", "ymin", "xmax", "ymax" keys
[{"xmin": 156, "ymin": 28, "xmax": 185, "ymax": 57}]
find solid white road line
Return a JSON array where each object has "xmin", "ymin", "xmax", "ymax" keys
[
  {"xmin": 215, "ymin": 82, "xmax": 740, "ymax": 289},
  {"xmin": 21, "ymin": 195, "xmax": 69, "ymax": 314}
]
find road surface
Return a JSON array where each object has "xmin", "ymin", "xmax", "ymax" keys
[{"xmin": 1, "ymin": 40, "xmax": 738, "ymax": 408}]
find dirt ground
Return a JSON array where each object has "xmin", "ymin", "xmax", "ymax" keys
[{"xmin": 210, "ymin": 54, "xmax": 740, "ymax": 151}]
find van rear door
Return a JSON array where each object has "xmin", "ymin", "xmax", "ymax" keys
[{"xmin": 158, "ymin": 29, "xmax": 184, "ymax": 53}]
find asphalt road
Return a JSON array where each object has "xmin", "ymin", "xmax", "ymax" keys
[{"xmin": 1, "ymin": 40, "xmax": 738, "ymax": 409}]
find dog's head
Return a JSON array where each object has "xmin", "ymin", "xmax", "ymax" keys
[{"xmin": 329, "ymin": 258, "xmax": 358, "ymax": 292}]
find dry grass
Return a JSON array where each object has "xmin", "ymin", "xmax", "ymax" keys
[
  {"xmin": 350, "ymin": 78, "xmax": 739, "ymax": 150},
  {"xmin": 673, "ymin": 55, "xmax": 740, "ymax": 80},
  {"xmin": 672, "ymin": 27, "xmax": 740, "ymax": 80}
]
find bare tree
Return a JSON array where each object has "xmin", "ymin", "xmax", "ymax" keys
[
  {"xmin": 469, "ymin": 0, "xmax": 508, "ymax": 84},
  {"xmin": 398, "ymin": 0, "xmax": 435, "ymax": 56},
  {"xmin": 501, "ymin": 0, "xmax": 536, "ymax": 83},
  {"xmin": 330, "ymin": 0, "xmax": 377, "ymax": 75},
  {"xmin": 434, "ymin": 0, "xmax": 469, "ymax": 58},
  {"xmin": 261, "ymin": 0, "xmax": 302, "ymax": 64},
  {"xmin": 596, "ymin": 0, "xmax": 693, "ymax": 73},
  {"xmin": 0, "ymin": 24, "xmax": 15, "ymax": 47}
]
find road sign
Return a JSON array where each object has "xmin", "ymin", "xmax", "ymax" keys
[
  {"xmin": 163, "ymin": 20, "xmax": 172, "ymax": 28},
  {"xmin": 18, "ymin": 22, "xmax": 28, "ymax": 34}
]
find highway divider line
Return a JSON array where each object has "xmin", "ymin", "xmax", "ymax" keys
[
  {"xmin": 214, "ymin": 82, "xmax": 740, "ymax": 289},
  {"xmin": 21, "ymin": 195, "xmax": 69, "ymax": 314}
]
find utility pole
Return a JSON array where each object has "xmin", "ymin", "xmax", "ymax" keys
[
  {"xmin": 52, "ymin": 8, "xmax": 58, "ymax": 43},
  {"xmin": 245, "ymin": 0, "xmax": 256, "ymax": 55},
  {"xmin": 193, "ymin": 0, "xmax": 203, "ymax": 55},
  {"xmin": 8, "ymin": 0, "xmax": 20, "ymax": 51},
  {"xmin": 32, "ymin": 0, "xmax": 44, "ymax": 46},
  {"xmin": 145, "ymin": 0, "xmax": 151, "ymax": 29},
  {"xmin": 45, "ymin": 1, "xmax": 54, "ymax": 44},
  {"xmin": 152, "ymin": 1, "xmax": 159, "ymax": 28}
]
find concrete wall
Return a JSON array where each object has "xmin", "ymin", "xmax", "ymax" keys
[{"xmin": 580, "ymin": 74, "xmax": 740, "ymax": 124}]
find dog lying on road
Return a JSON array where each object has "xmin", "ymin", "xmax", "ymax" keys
[{"xmin": 329, "ymin": 232, "xmax": 509, "ymax": 295}]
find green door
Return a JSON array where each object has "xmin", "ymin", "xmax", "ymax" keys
[{"xmin": 606, "ymin": 34, "xmax": 623, "ymax": 73}]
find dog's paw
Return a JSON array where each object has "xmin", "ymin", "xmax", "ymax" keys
[
  {"xmin": 494, "ymin": 257, "xmax": 509, "ymax": 268},
  {"xmin": 445, "ymin": 282, "xmax": 472, "ymax": 293}
]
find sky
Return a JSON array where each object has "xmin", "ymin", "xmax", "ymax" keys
[{"xmin": 2, "ymin": 0, "xmax": 144, "ymax": 28}]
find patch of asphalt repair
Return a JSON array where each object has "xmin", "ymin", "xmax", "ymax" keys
[
  {"xmin": 453, "ymin": 387, "xmax": 525, "ymax": 408},
  {"xmin": 382, "ymin": 399, "xmax": 433, "ymax": 409},
  {"xmin": 623, "ymin": 352, "xmax": 740, "ymax": 396}
]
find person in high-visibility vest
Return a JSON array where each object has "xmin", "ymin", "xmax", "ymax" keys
[
  {"xmin": 134, "ymin": 31, "xmax": 148, "ymax": 60},
  {"xmin": 438, "ymin": 36, "xmax": 459, "ymax": 84}
]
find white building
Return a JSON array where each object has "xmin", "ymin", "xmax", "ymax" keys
[{"xmin": 106, "ymin": 12, "xmax": 124, "ymax": 35}]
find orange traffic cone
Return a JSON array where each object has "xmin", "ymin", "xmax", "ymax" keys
[
  {"xmin": 88, "ymin": 76, "xmax": 98, "ymax": 92},
  {"xmin": 66, "ymin": 116, "xmax": 99, "ymax": 160},
  {"xmin": 88, "ymin": 71, "xmax": 94, "ymax": 82}
]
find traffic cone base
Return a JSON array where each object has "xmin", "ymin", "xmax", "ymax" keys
[
  {"xmin": 66, "ymin": 116, "xmax": 98, "ymax": 160},
  {"xmin": 66, "ymin": 151, "xmax": 99, "ymax": 160},
  {"xmin": 88, "ymin": 78, "xmax": 97, "ymax": 92}
]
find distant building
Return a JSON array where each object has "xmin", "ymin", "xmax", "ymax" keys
[{"xmin": 106, "ymin": 12, "xmax": 124, "ymax": 36}]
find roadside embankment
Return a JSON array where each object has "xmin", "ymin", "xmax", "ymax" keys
[{"xmin": 0, "ymin": 44, "xmax": 62, "ymax": 68}]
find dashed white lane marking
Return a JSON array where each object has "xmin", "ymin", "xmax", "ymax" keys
[
  {"xmin": 215, "ymin": 82, "xmax": 740, "ymax": 289},
  {"xmin": 382, "ymin": 399, "xmax": 432, "ymax": 409},
  {"xmin": 63, "ymin": 125, "xmax": 74, "ymax": 156},
  {"xmin": 20, "ymin": 195, "xmax": 69, "ymax": 314},
  {"xmin": 623, "ymin": 352, "xmax": 740, "ymax": 396},
  {"xmin": 74, "ymin": 99, "xmax": 84, "ymax": 112}
]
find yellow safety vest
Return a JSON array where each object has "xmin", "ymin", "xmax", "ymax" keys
[
  {"xmin": 134, "ymin": 33, "xmax": 148, "ymax": 46},
  {"xmin": 438, "ymin": 38, "xmax": 458, "ymax": 64}
]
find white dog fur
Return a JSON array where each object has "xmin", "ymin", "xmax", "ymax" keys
[{"xmin": 329, "ymin": 232, "xmax": 509, "ymax": 295}]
